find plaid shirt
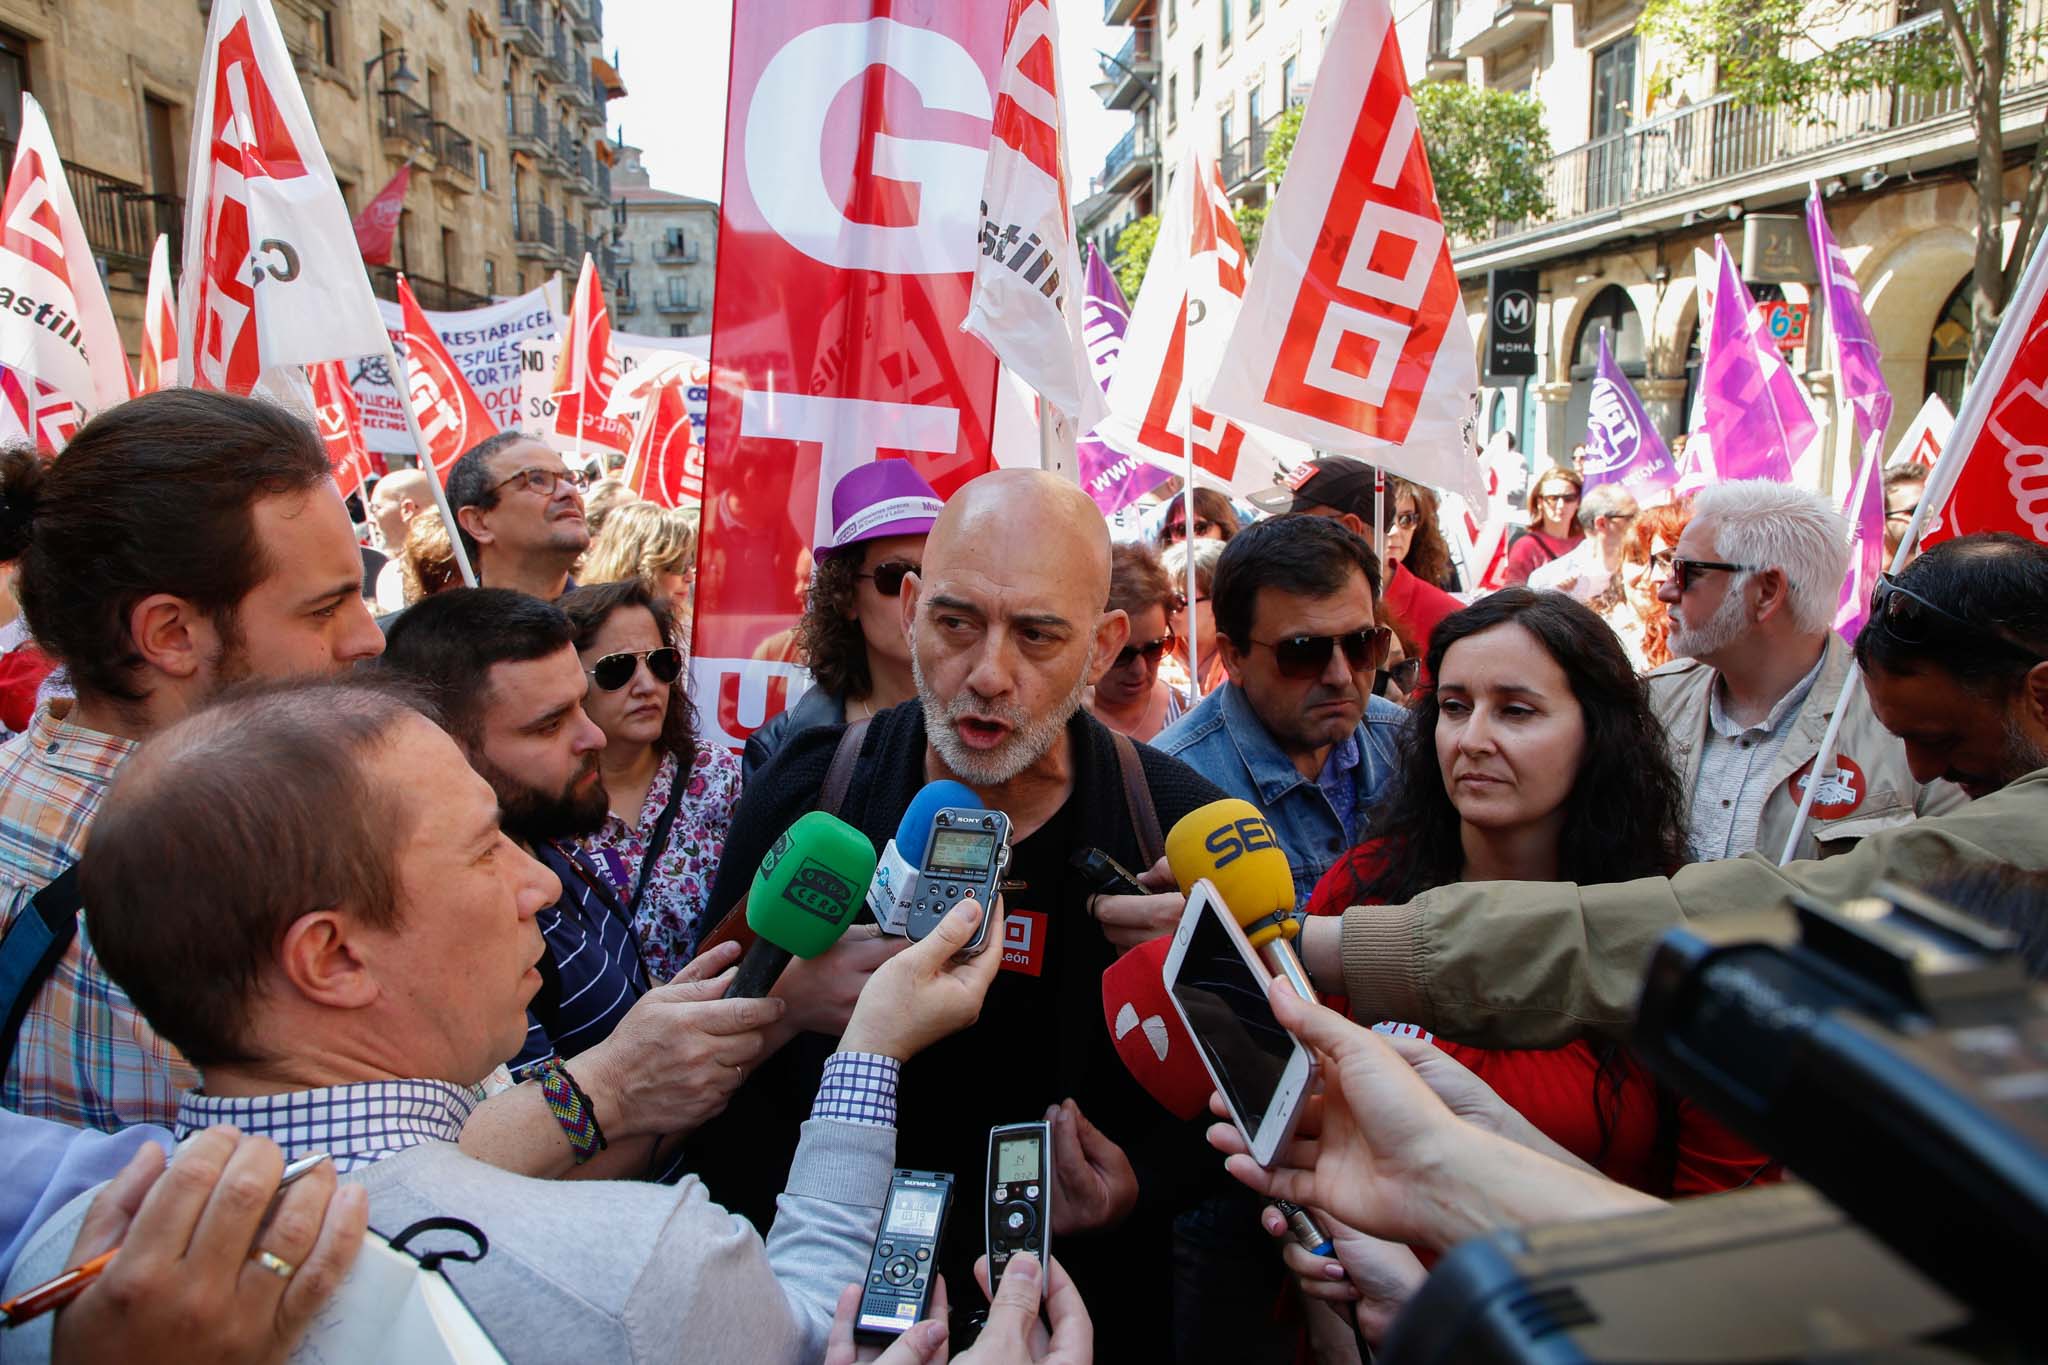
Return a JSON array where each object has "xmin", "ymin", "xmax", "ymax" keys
[{"xmin": 0, "ymin": 703, "xmax": 197, "ymax": 1130}]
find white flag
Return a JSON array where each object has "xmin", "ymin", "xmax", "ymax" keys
[
  {"xmin": 180, "ymin": 0, "xmax": 387, "ymax": 394},
  {"xmin": 960, "ymin": 0, "xmax": 1105, "ymax": 430},
  {"xmin": 1100, "ymin": 148, "xmax": 1304, "ymax": 495},
  {"xmin": 1198, "ymin": 0, "xmax": 1482, "ymax": 504},
  {"xmin": 0, "ymin": 94, "xmax": 133, "ymax": 411},
  {"xmin": 138, "ymin": 234, "xmax": 179, "ymax": 393}
]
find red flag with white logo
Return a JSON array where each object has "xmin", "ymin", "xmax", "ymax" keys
[
  {"xmin": 181, "ymin": 0, "xmax": 388, "ymax": 394},
  {"xmin": 397, "ymin": 273, "xmax": 496, "ymax": 482},
  {"xmin": 625, "ymin": 375, "xmax": 702, "ymax": 508},
  {"xmin": 0, "ymin": 363, "xmax": 77, "ymax": 455},
  {"xmin": 0, "ymin": 94, "xmax": 133, "ymax": 412},
  {"xmin": 1918, "ymin": 235, "xmax": 2048, "ymax": 550},
  {"xmin": 1100, "ymin": 149, "xmax": 1305, "ymax": 493},
  {"xmin": 352, "ymin": 161, "xmax": 410, "ymax": 267},
  {"xmin": 1200, "ymin": 0, "xmax": 1483, "ymax": 503},
  {"xmin": 308, "ymin": 358, "xmax": 377, "ymax": 501},
  {"xmin": 552, "ymin": 252, "xmax": 630, "ymax": 455},
  {"xmin": 137, "ymin": 234, "xmax": 179, "ymax": 394}
]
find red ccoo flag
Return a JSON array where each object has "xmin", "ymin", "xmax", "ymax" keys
[
  {"xmin": 1201, "ymin": 0, "xmax": 1483, "ymax": 503},
  {"xmin": 397, "ymin": 273, "xmax": 497, "ymax": 482},
  {"xmin": 352, "ymin": 161, "xmax": 411, "ymax": 267},
  {"xmin": 137, "ymin": 234, "xmax": 179, "ymax": 394},
  {"xmin": 625, "ymin": 374, "xmax": 702, "ymax": 508},
  {"xmin": 308, "ymin": 358, "xmax": 378, "ymax": 502},
  {"xmin": 1918, "ymin": 233, "xmax": 2048, "ymax": 551},
  {"xmin": 553, "ymin": 252, "xmax": 630, "ymax": 456}
]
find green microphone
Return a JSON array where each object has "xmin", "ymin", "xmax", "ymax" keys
[{"xmin": 724, "ymin": 811, "xmax": 879, "ymax": 999}]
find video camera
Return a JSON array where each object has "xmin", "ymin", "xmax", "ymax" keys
[{"xmin": 1382, "ymin": 880, "xmax": 2048, "ymax": 1362}]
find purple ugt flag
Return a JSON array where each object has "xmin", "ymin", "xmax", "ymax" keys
[
  {"xmin": 1701, "ymin": 236, "xmax": 1820, "ymax": 484},
  {"xmin": 1076, "ymin": 245, "xmax": 1170, "ymax": 514},
  {"xmin": 1581, "ymin": 327, "xmax": 1677, "ymax": 499}
]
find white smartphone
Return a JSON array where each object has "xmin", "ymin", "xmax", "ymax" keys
[{"xmin": 1161, "ymin": 879, "xmax": 1317, "ymax": 1167}]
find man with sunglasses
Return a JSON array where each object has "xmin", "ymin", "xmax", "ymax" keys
[
  {"xmin": 1286, "ymin": 532, "xmax": 2048, "ymax": 1054},
  {"xmin": 1649, "ymin": 481, "xmax": 1962, "ymax": 864},
  {"xmin": 1156, "ymin": 514, "xmax": 1404, "ymax": 914},
  {"xmin": 446, "ymin": 434, "xmax": 592, "ymax": 601},
  {"xmin": 1527, "ymin": 483, "xmax": 1638, "ymax": 604}
]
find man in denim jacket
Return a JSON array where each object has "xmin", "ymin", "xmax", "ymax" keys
[{"xmin": 1156, "ymin": 514, "xmax": 1407, "ymax": 911}]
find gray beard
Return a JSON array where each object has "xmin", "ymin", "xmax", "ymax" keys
[
  {"xmin": 912, "ymin": 639, "xmax": 1090, "ymax": 787},
  {"xmin": 1669, "ymin": 584, "xmax": 1749, "ymax": 661}
]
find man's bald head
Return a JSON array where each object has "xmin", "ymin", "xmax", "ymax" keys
[
  {"xmin": 926, "ymin": 469, "xmax": 1112, "ymax": 611},
  {"xmin": 371, "ymin": 468, "xmax": 434, "ymax": 549}
]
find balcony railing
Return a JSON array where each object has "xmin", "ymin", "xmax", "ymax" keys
[
  {"xmin": 569, "ymin": 0, "xmax": 601, "ymax": 41},
  {"xmin": 1450, "ymin": 0, "xmax": 1551, "ymax": 60},
  {"xmin": 1098, "ymin": 124, "xmax": 1158, "ymax": 195},
  {"xmin": 368, "ymin": 266, "xmax": 490, "ymax": 312},
  {"xmin": 513, "ymin": 200, "xmax": 556, "ymax": 257},
  {"xmin": 614, "ymin": 239, "xmax": 635, "ymax": 264},
  {"xmin": 499, "ymin": 0, "xmax": 545, "ymax": 54},
  {"xmin": 1459, "ymin": 11, "xmax": 2042, "ymax": 255},
  {"xmin": 433, "ymin": 123, "xmax": 476, "ymax": 180},
  {"xmin": 655, "ymin": 233, "xmax": 699, "ymax": 263},
  {"xmin": 506, "ymin": 95, "xmax": 549, "ymax": 154},
  {"xmin": 1220, "ymin": 109, "xmax": 1286, "ymax": 191},
  {"xmin": 595, "ymin": 159, "xmax": 612, "ymax": 203},
  {"xmin": 379, "ymin": 91, "xmax": 435, "ymax": 153},
  {"xmin": 655, "ymin": 285, "xmax": 703, "ymax": 314},
  {"xmin": 548, "ymin": 24, "xmax": 573, "ymax": 80},
  {"xmin": 556, "ymin": 123, "xmax": 578, "ymax": 167},
  {"xmin": 565, "ymin": 222, "xmax": 586, "ymax": 264},
  {"xmin": 567, "ymin": 146, "xmax": 595, "ymax": 193},
  {"xmin": 0, "ymin": 140, "xmax": 178, "ymax": 275},
  {"xmin": 1100, "ymin": 27, "xmax": 1158, "ymax": 111}
]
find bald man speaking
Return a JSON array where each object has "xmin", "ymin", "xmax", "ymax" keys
[{"xmin": 694, "ymin": 470, "xmax": 1225, "ymax": 1355}]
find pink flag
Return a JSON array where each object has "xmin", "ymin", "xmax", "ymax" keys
[
  {"xmin": 352, "ymin": 162, "xmax": 411, "ymax": 267},
  {"xmin": 137, "ymin": 234, "xmax": 179, "ymax": 394},
  {"xmin": 181, "ymin": 0, "xmax": 388, "ymax": 393},
  {"xmin": 1700, "ymin": 237, "xmax": 1820, "ymax": 484},
  {"xmin": 1806, "ymin": 186, "xmax": 1892, "ymax": 448},
  {"xmin": 0, "ymin": 94, "xmax": 133, "ymax": 411},
  {"xmin": 1200, "ymin": 0, "xmax": 1482, "ymax": 502}
]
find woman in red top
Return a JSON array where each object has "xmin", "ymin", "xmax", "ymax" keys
[
  {"xmin": 1306, "ymin": 587, "xmax": 1773, "ymax": 1197},
  {"xmin": 1501, "ymin": 465, "xmax": 1585, "ymax": 586}
]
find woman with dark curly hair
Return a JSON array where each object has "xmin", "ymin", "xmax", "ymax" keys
[
  {"xmin": 562, "ymin": 577, "xmax": 741, "ymax": 980},
  {"xmin": 741, "ymin": 459, "xmax": 942, "ymax": 782},
  {"xmin": 1306, "ymin": 589, "xmax": 1771, "ymax": 1199}
]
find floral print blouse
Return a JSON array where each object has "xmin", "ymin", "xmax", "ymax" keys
[{"xmin": 576, "ymin": 744, "xmax": 743, "ymax": 983}]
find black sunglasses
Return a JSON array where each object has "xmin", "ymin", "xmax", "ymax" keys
[
  {"xmin": 1112, "ymin": 632, "xmax": 1175, "ymax": 671},
  {"xmin": 856, "ymin": 560, "xmax": 921, "ymax": 596},
  {"xmin": 1169, "ymin": 591, "xmax": 1210, "ymax": 614},
  {"xmin": 1374, "ymin": 656, "xmax": 1423, "ymax": 697},
  {"xmin": 1669, "ymin": 557, "xmax": 1756, "ymax": 592},
  {"xmin": 586, "ymin": 646, "xmax": 683, "ymax": 691},
  {"xmin": 1870, "ymin": 575, "xmax": 2043, "ymax": 658},
  {"xmin": 1250, "ymin": 626, "xmax": 1392, "ymax": 680}
]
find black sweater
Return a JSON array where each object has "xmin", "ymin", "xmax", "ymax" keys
[{"xmin": 691, "ymin": 701, "xmax": 1225, "ymax": 1353}]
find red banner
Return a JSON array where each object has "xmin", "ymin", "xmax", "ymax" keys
[
  {"xmin": 353, "ymin": 162, "xmax": 411, "ymax": 266},
  {"xmin": 697, "ymin": 3, "xmax": 1006, "ymax": 749}
]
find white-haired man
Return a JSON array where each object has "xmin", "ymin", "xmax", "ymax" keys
[{"xmin": 1651, "ymin": 480, "xmax": 1964, "ymax": 861}]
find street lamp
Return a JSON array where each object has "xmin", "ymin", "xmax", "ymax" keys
[
  {"xmin": 364, "ymin": 48, "xmax": 420, "ymax": 98},
  {"xmin": 1089, "ymin": 46, "xmax": 1165, "ymax": 216}
]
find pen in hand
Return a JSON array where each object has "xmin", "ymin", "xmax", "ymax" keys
[{"xmin": 1, "ymin": 1149, "xmax": 334, "ymax": 1327}]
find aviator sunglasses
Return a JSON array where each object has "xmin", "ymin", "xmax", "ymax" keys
[
  {"xmin": 1112, "ymin": 631, "xmax": 1176, "ymax": 671},
  {"xmin": 856, "ymin": 561, "xmax": 921, "ymax": 596},
  {"xmin": 1250, "ymin": 625, "xmax": 1393, "ymax": 680},
  {"xmin": 586, "ymin": 647, "xmax": 684, "ymax": 691}
]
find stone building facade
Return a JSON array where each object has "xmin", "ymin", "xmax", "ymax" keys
[{"xmin": 606, "ymin": 139, "xmax": 717, "ymax": 339}]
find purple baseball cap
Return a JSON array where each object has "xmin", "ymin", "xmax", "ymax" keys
[{"xmin": 816, "ymin": 459, "xmax": 944, "ymax": 559}]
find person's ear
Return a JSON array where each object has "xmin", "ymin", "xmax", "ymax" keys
[
  {"xmin": 899, "ymin": 569, "xmax": 922, "ymax": 646},
  {"xmin": 2021, "ymin": 660, "xmax": 2048, "ymax": 738},
  {"xmin": 277, "ymin": 911, "xmax": 382, "ymax": 1011},
  {"xmin": 1089, "ymin": 609, "xmax": 1131, "ymax": 685},
  {"xmin": 455, "ymin": 502, "xmax": 496, "ymax": 549},
  {"xmin": 1216, "ymin": 630, "xmax": 1248, "ymax": 687},
  {"xmin": 127, "ymin": 594, "xmax": 213, "ymax": 684},
  {"xmin": 1750, "ymin": 567, "xmax": 1791, "ymax": 624}
]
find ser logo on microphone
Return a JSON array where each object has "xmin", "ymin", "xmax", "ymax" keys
[
  {"xmin": 1204, "ymin": 817, "xmax": 1279, "ymax": 868},
  {"xmin": 783, "ymin": 859, "xmax": 855, "ymax": 922}
]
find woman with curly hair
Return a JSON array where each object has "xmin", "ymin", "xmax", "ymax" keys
[
  {"xmin": 561, "ymin": 577, "xmax": 741, "ymax": 979},
  {"xmin": 1307, "ymin": 588, "xmax": 1770, "ymax": 1200},
  {"xmin": 742, "ymin": 459, "xmax": 942, "ymax": 782},
  {"xmin": 397, "ymin": 508, "xmax": 460, "ymax": 605},
  {"xmin": 1601, "ymin": 498, "xmax": 1693, "ymax": 671}
]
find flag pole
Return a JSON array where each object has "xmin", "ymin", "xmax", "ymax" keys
[
  {"xmin": 381, "ymin": 312, "xmax": 478, "ymax": 588},
  {"xmin": 1181, "ymin": 303, "xmax": 1200, "ymax": 707},
  {"xmin": 1777, "ymin": 225, "xmax": 2048, "ymax": 862}
]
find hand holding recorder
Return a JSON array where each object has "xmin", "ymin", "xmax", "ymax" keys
[{"xmin": 840, "ymin": 898, "xmax": 1007, "ymax": 1062}]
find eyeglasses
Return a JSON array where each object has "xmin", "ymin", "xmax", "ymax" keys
[
  {"xmin": 493, "ymin": 466, "xmax": 589, "ymax": 499},
  {"xmin": 1869, "ymin": 574, "xmax": 2043, "ymax": 658},
  {"xmin": 1249, "ymin": 626, "xmax": 1392, "ymax": 680},
  {"xmin": 1163, "ymin": 518, "xmax": 1216, "ymax": 545},
  {"xmin": 586, "ymin": 646, "xmax": 684, "ymax": 691},
  {"xmin": 1170, "ymin": 592, "xmax": 1210, "ymax": 614},
  {"xmin": 1669, "ymin": 557, "xmax": 1757, "ymax": 592},
  {"xmin": 1375, "ymin": 656, "xmax": 1423, "ymax": 696},
  {"xmin": 856, "ymin": 560, "xmax": 921, "ymax": 596},
  {"xmin": 1112, "ymin": 632, "xmax": 1175, "ymax": 671},
  {"xmin": 1392, "ymin": 511, "xmax": 1421, "ymax": 530}
]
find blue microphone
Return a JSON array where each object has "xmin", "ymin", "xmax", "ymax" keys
[{"xmin": 868, "ymin": 780, "xmax": 982, "ymax": 933}]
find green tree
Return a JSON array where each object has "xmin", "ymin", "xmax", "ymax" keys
[
  {"xmin": 1233, "ymin": 201, "xmax": 1268, "ymax": 258},
  {"xmin": 1113, "ymin": 213, "xmax": 1160, "ymax": 301},
  {"xmin": 1640, "ymin": 0, "xmax": 2048, "ymax": 370}
]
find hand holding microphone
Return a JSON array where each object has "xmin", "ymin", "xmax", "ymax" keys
[{"xmin": 868, "ymin": 780, "xmax": 981, "ymax": 934}]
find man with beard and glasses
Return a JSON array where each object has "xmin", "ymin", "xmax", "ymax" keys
[
  {"xmin": 1286, "ymin": 532, "xmax": 2048, "ymax": 1056},
  {"xmin": 0, "ymin": 390, "xmax": 386, "ymax": 1130},
  {"xmin": 692, "ymin": 470, "xmax": 1226, "ymax": 1357},
  {"xmin": 1648, "ymin": 480, "xmax": 1962, "ymax": 862},
  {"xmin": 380, "ymin": 589, "xmax": 787, "ymax": 1182}
]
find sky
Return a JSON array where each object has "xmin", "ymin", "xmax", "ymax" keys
[{"xmin": 601, "ymin": 1, "xmax": 1133, "ymax": 205}]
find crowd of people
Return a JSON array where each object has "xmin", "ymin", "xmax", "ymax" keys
[{"xmin": 0, "ymin": 386, "xmax": 2043, "ymax": 1365}]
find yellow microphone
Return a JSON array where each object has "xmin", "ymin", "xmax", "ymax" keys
[{"xmin": 1164, "ymin": 799, "xmax": 1299, "ymax": 949}]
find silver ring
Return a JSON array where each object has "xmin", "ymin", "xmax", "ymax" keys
[
  {"xmin": 250, "ymin": 1248, "xmax": 297, "ymax": 1280},
  {"xmin": 733, "ymin": 1064, "xmax": 744, "ymax": 1084}
]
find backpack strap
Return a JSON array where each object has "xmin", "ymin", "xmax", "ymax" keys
[
  {"xmin": 1111, "ymin": 731, "xmax": 1166, "ymax": 868},
  {"xmin": 0, "ymin": 865, "xmax": 81, "ymax": 1074},
  {"xmin": 818, "ymin": 717, "xmax": 872, "ymax": 818}
]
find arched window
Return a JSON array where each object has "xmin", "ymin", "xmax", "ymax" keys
[
  {"xmin": 1926, "ymin": 275, "xmax": 1972, "ymax": 415},
  {"xmin": 1565, "ymin": 285, "xmax": 1645, "ymax": 452}
]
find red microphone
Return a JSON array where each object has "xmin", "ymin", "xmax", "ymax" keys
[{"xmin": 1101, "ymin": 936, "xmax": 1212, "ymax": 1121}]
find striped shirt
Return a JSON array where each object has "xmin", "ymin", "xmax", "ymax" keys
[
  {"xmin": 515, "ymin": 841, "xmax": 652, "ymax": 1070},
  {"xmin": 1687, "ymin": 652, "xmax": 1827, "ymax": 861},
  {"xmin": 0, "ymin": 702, "xmax": 197, "ymax": 1130}
]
